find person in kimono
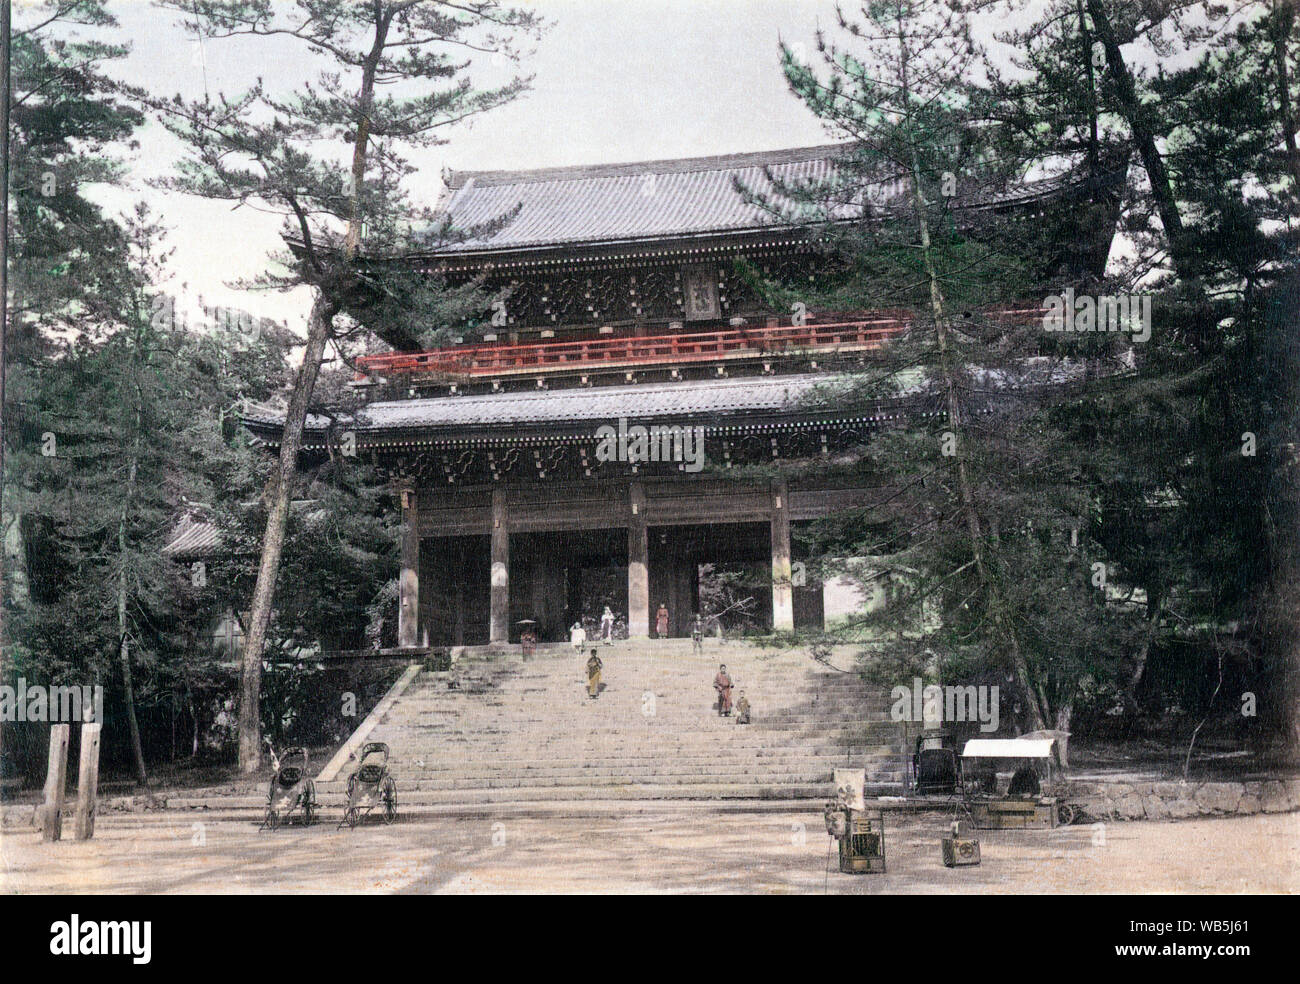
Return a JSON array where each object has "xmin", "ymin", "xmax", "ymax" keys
[
  {"xmin": 600, "ymin": 606, "xmax": 615, "ymax": 644},
  {"xmin": 656, "ymin": 603, "xmax": 670, "ymax": 638},
  {"xmin": 691, "ymin": 614, "xmax": 704, "ymax": 655},
  {"xmin": 586, "ymin": 649, "xmax": 603, "ymax": 699},
  {"xmin": 714, "ymin": 664, "xmax": 734, "ymax": 717}
]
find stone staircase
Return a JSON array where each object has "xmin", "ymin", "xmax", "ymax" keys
[{"xmin": 314, "ymin": 640, "xmax": 907, "ymax": 810}]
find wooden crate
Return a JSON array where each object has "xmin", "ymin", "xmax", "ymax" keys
[
  {"xmin": 942, "ymin": 836, "xmax": 981, "ymax": 866},
  {"xmin": 969, "ymin": 797, "xmax": 1058, "ymax": 830}
]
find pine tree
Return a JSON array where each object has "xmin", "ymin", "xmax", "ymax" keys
[
  {"xmin": 14, "ymin": 207, "xmax": 235, "ymax": 783},
  {"xmin": 746, "ymin": 0, "xmax": 1152, "ymax": 734},
  {"xmin": 150, "ymin": 0, "xmax": 545, "ymax": 771},
  {"xmin": 2, "ymin": 0, "xmax": 145, "ymax": 776}
]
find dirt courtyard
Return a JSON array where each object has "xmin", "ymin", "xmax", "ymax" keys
[{"xmin": 2, "ymin": 807, "xmax": 1295, "ymax": 894}]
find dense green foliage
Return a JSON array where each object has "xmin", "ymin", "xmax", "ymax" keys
[{"xmin": 761, "ymin": 0, "xmax": 1299, "ymax": 756}]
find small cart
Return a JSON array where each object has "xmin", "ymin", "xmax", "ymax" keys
[{"xmin": 960, "ymin": 736, "xmax": 1082, "ymax": 828}]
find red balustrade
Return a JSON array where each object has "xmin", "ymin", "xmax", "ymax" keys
[{"xmin": 355, "ymin": 308, "xmax": 1043, "ymax": 379}]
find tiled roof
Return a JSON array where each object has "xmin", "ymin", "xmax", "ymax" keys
[
  {"xmin": 161, "ymin": 512, "xmax": 223, "ymax": 558},
  {"xmin": 242, "ymin": 360, "xmax": 1090, "ymax": 443},
  {"xmin": 432, "ymin": 145, "xmax": 844, "ymax": 253},
  {"xmin": 161, "ymin": 503, "xmax": 329, "ymax": 558},
  {"xmin": 242, "ymin": 374, "xmax": 872, "ymax": 441},
  {"xmin": 355, "ymin": 373, "xmax": 850, "ymax": 431},
  {"xmin": 424, "ymin": 144, "xmax": 1124, "ymax": 255}
]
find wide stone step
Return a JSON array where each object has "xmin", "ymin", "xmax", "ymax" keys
[
  {"xmin": 364, "ymin": 760, "xmax": 904, "ymax": 780},
  {"xmin": 310, "ymin": 781, "xmax": 900, "ymax": 803},
  {"xmin": 170, "ymin": 782, "xmax": 909, "ymax": 816}
]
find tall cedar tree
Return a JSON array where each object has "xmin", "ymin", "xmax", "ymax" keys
[
  {"xmin": 13, "ymin": 207, "xmax": 238, "ymax": 783},
  {"xmin": 2, "ymin": 0, "xmax": 143, "ymax": 774}
]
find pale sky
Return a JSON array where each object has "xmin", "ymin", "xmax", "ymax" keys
[
  {"xmin": 32, "ymin": 0, "xmax": 1242, "ymax": 337},
  {"xmin": 78, "ymin": 0, "xmax": 850, "ymax": 335}
]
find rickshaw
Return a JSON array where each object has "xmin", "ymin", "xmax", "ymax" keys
[
  {"xmin": 959, "ymin": 734, "xmax": 1082, "ymax": 826},
  {"xmin": 339, "ymin": 742, "xmax": 397, "ymax": 828},
  {"xmin": 910, "ymin": 729, "xmax": 960, "ymax": 795},
  {"xmin": 261, "ymin": 746, "xmax": 318, "ymax": 830}
]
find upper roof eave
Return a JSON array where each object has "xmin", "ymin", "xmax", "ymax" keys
[
  {"xmin": 443, "ymin": 144, "xmax": 851, "ymax": 190},
  {"xmin": 406, "ymin": 223, "xmax": 816, "ymax": 265}
]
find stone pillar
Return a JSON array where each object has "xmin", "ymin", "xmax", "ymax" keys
[
  {"xmin": 771, "ymin": 477, "xmax": 794, "ymax": 632},
  {"xmin": 398, "ymin": 487, "xmax": 420, "ymax": 648},
  {"xmin": 627, "ymin": 482, "xmax": 649, "ymax": 638},
  {"xmin": 490, "ymin": 489, "xmax": 510, "ymax": 645}
]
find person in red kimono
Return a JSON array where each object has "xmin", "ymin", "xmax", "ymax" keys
[
  {"xmin": 655, "ymin": 603, "xmax": 670, "ymax": 638},
  {"xmin": 713, "ymin": 664, "xmax": 734, "ymax": 717}
]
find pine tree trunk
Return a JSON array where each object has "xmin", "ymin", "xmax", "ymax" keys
[
  {"xmin": 1084, "ymin": 0, "xmax": 1195, "ymax": 281},
  {"xmin": 1054, "ymin": 705, "xmax": 1073, "ymax": 767},
  {"xmin": 896, "ymin": 18, "xmax": 1047, "ymax": 731},
  {"xmin": 118, "ymin": 434, "xmax": 148, "ymax": 785},
  {"xmin": 233, "ymin": 10, "xmax": 391, "ymax": 775},
  {"xmin": 0, "ymin": 0, "xmax": 11, "ymax": 776},
  {"xmin": 1287, "ymin": 643, "xmax": 1300, "ymax": 760},
  {"xmin": 235, "ymin": 295, "xmax": 335, "ymax": 772},
  {"xmin": 1123, "ymin": 590, "xmax": 1164, "ymax": 720},
  {"xmin": 1271, "ymin": 0, "xmax": 1300, "ymax": 191}
]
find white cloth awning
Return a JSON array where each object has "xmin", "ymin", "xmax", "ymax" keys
[{"xmin": 961, "ymin": 738, "xmax": 1056, "ymax": 759}]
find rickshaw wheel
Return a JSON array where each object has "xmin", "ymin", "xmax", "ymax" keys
[
  {"xmin": 382, "ymin": 777, "xmax": 397, "ymax": 824},
  {"xmin": 1058, "ymin": 802, "xmax": 1079, "ymax": 825}
]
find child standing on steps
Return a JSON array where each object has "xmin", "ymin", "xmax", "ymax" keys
[
  {"xmin": 735, "ymin": 690, "xmax": 751, "ymax": 725},
  {"xmin": 586, "ymin": 649, "xmax": 603, "ymax": 700}
]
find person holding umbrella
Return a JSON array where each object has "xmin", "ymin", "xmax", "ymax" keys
[{"xmin": 518, "ymin": 619, "xmax": 537, "ymax": 659}]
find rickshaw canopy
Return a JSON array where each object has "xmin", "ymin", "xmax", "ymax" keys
[{"xmin": 961, "ymin": 737, "xmax": 1056, "ymax": 759}]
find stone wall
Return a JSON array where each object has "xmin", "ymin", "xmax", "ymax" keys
[{"xmin": 1065, "ymin": 777, "xmax": 1300, "ymax": 821}]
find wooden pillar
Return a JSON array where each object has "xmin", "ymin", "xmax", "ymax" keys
[
  {"xmin": 771, "ymin": 478, "xmax": 794, "ymax": 632},
  {"xmin": 41, "ymin": 723, "xmax": 70, "ymax": 842},
  {"xmin": 627, "ymin": 482, "xmax": 649, "ymax": 638},
  {"xmin": 453, "ymin": 569, "xmax": 466, "ymax": 647},
  {"xmin": 74, "ymin": 722, "xmax": 102, "ymax": 840},
  {"xmin": 490, "ymin": 489, "xmax": 510, "ymax": 645},
  {"xmin": 398, "ymin": 487, "xmax": 420, "ymax": 648},
  {"xmin": 670, "ymin": 548, "xmax": 694, "ymax": 637}
]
